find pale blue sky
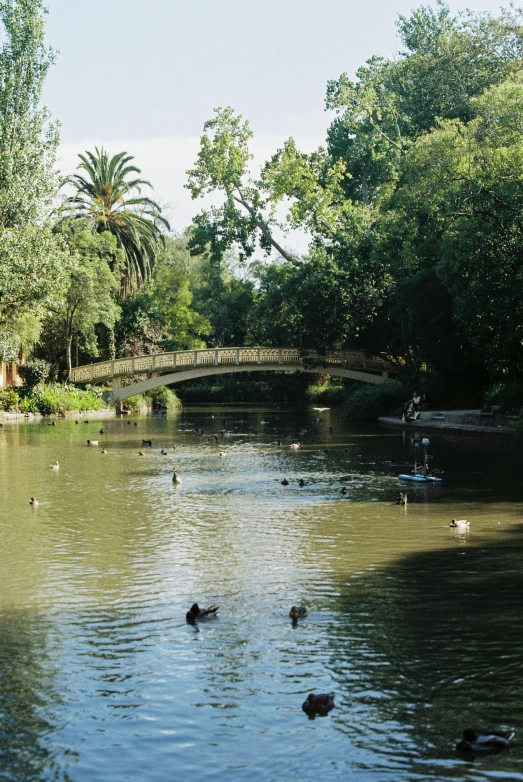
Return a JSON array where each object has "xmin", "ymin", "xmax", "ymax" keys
[{"xmin": 43, "ymin": 0, "xmax": 510, "ymax": 238}]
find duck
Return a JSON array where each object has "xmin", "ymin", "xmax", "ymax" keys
[
  {"xmin": 49, "ymin": 461, "xmax": 60, "ymax": 470},
  {"xmin": 341, "ymin": 486, "xmax": 349, "ymax": 495},
  {"xmin": 87, "ymin": 440, "xmax": 98, "ymax": 446},
  {"xmin": 456, "ymin": 729, "xmax": 515, "ymax": 754},
  {"xmin": 29, "ymin": 497, "xmax": 39, "ymax": 506},
  {"xmin": 298, "ymin": 479, "xmax": 310, "ymax": 487},
  {"xmin": 186, "ymin": 603, "xmax": 219, "ymax": 624},
  {"xmin": 138, "ymin": 451, "xmax": 145, "ymax": 456},
  {"xmin": 280, "ymin": 478, "xmax": 289, "ymax": 486},
  {"xmin": 141, "ymin": 439, "xmax": 152, "ymax": 447},
  {"xmin": 172, "ymin": 470, "xmax": 181, "ymax": 485},
  {"xmin": 450, "ymin": 519, "xmax": 469, "ymax": 528},
  {"xmin": 160, "ymin": 450, "xmax": 168, "ymax": 456},
  {"xmin": 302, "ymin": 693, "xmax": 335, "ymax": 717},
  {"xmin": 48, "ymin": 421, "xmax": 56, "ymax": 426},
  {"xmin": 289, "ymin": 605, "xmax": 308, "ymax": 620},
  {"xmin": 99, "ymin": 429, "xmax": 104, "ymax": 434},
  {"xmin": 219, "ymin": 452, "xmax": 226, "ymax": 457},
  {"xmin": 290, "ymin": 443, "xmax": 300, "ymax": 450},
  {"xmin": 396, "ymin": 492, "xmax": 407, "ymax": 506},
  {"xmin": 101, "ymin": 449, "xmax": 107, "ymax": 454},
  {"xmin": 339, "ymin": 475, "xmax": 353, "ymax": 482}
]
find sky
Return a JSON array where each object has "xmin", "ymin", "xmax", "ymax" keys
[{"xmin": 43, "ymin": 0, "xmax": 510, "ymax": 243}]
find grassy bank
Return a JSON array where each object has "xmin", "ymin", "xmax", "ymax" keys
[{"xmin": 0, "ymin": 384, "xmax": 107, "ymax": 416}]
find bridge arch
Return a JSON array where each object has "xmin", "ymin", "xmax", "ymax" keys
[{"xmin": 69, "ymin": 347, "xmax": 398, "ymax": 404}]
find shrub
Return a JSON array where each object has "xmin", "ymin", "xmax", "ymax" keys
[
  {"xmin": 345, "ymin": 381, "xmax": 407, "ymax": 420},
  {"xmin": 0, "ymin": 387, "xmax": 19, "ymax": 411},
  {"xmin": 305, "ymin": 382, "xmax": 346, "ymax": 404},
  {"xmin": 484, "ymin": 380, "xmax": 523, "ymax": 413},
  {"xmin": 18, "ymin": 359, "xmax": 51, "ymax": 387},
  {"xmin": 122, "ymin": 394, "xmax": 151, "ymax": 413},
  {"xmin": 18, "ymin": 384, "xmax": 105, "ymax": 415},
  {"xmin": 146, "ymin": 386, "xmax": 181, "ymax": 410}
]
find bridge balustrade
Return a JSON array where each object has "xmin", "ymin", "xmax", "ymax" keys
[{"xmin": 70, "ymin": 347, "xmax": 397, "ymax": 385}]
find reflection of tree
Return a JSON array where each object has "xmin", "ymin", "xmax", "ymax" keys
[
  {"xmin": 0, "ymin": 611, "xmax": 72, "ymax": 781},
  {"xmin": 326, "ymin": 526, "xmax": 523, "ymax": 765}
]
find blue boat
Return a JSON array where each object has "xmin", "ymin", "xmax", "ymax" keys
[{"xmin": 398, "ymin": 474, "xmax": 443, "ymax": 483}]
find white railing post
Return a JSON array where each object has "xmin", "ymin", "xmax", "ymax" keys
[
  {"xmin": 236, "ymin": 349, "xmax": 240, "ymax": 365},
  {"xmin": 215, "ymin": 349, "xmax": 219, "ymax": 365},
  {"xmin": 278, "ymin": 348, "xmax": 282, "ymax": 364},
  {"xmin": 194, "ymin": 350, "xmax": 198, "ymax": 366},
  {"xmin": 257, "ymin": 348, "xmax": 261, "ymax": 364}
]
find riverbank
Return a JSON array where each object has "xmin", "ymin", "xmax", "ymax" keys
[
  {"xmin": 0, "ymin": 408, "xmax": 117, "ymax": 425},
  {"xmin": 379, "ymin": 409, "xmax": 518, "ymax": 436}
]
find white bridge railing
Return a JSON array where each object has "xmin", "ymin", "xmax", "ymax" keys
[{"xmin": 70, "ymin": 347, "xmax": 397, "ymax": 384}]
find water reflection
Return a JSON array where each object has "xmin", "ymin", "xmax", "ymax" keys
[
  {"xmin": 0, "ymin": 611, "xmax": 73, "ymax": 781},
  {"xmin": 1, "ymin": 409, "xmax": 523, "ymax": 780},
  {"xmin": 328, "ymin": 523, "xmax": 523, "ymax": 779}
]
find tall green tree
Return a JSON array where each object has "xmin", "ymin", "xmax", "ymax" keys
[
  {"xmin": 186, "ymin": 107, "xmax": 296, "ymax": 267},
  {"xmin": 64, "ymin": 147, "xmax": 169, "ymax": 294},
  {"xmin": 0, "ymin": 0, "xmax": 67, "ymax": 347},
  {"xmin": 40, "ymin": 224, "xmax": 122, "ymax": 375},
  {"xmin": 114, "ymin": 236, "xmax": 211, "ymax": 357}
]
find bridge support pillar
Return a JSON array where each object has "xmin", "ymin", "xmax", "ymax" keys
[{"xmin": 112, "ymin": 376, "xmax": 122, "ymax": 410}]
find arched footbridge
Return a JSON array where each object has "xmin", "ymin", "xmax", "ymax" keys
[{"xmin": 69, "ymin": 347, "xmax": 399, "ymax": 404}]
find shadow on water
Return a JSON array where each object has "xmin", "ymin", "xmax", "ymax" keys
[
  {"xmin": 326, "ymin": 522, "xmax": 523, "ymax": 778},
  {"xmin": 0, "ymin": 611, "xmax": 75, "ymax": 782}
]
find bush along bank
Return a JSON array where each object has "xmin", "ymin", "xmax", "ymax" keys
[
  {"xmin": 0, "ymin": 383, "xmax": 182, "ymax": 417},
  {"xmin": 0, "ymin": 384, "xmax": 107, "ymax": 416}
]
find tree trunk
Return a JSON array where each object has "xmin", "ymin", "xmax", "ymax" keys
[{"xmin": 66, "ymin": 334, "xmax": 73, "ymax": 378}]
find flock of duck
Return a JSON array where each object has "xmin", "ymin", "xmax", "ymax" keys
[
  {"xmin": 183, "ymin": 600, "xmax": 511, "ymax": 746},
  {"xmin": 185, "ymin": 601, "xmax": 334, "ymax": 718},
  {"xmin": 26, "ymin": 415, "xmax": 502, "ymax": 750}
]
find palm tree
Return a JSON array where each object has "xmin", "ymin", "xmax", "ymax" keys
[{"xmin": 64, "ymin": 147, "xmax": 170, "ymax": 294}]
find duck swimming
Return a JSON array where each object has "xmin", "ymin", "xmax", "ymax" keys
[
  {"xmin": 87, "ymin": 440, "xmax": 98, "ymax": 446},
  {"xmin": 339, "ymin": 475, "xmax": 353, "ymax": 482},
  {"xmin": 290, "ymin": 443, "xmax": 300, "ymax": 450},
  {"xmin": 396, "ymin": 492, "xmax": 407, "ymax": 506},
  {"xmin": 49, "ymin": 461, "xmax": 60, "ymax": 470},
  {"xmin": 29, "ymin": 497, "xmax": 39, "ymax": 506},
  {"xmin": 456, "ymin": 729, "xmax": 515, "ymax": 754},
  {"xmin": 186, "ymin": 603, "xmax": 219, "ymax": 624},
  {"xmin": 289, "ymin": 606, "xmax": 308, "ymax": 621},
  {"xmin": 172, "ymin": 470, "xmax": 181, "ymax": 485},
  {"xmin": 160, "ymin": 450, "xmax": 168, "ymax": 456},
  {"xmin": 450, "ymin": 519, "xmax": 469, "ymax": 528},
  {"xmin": 101, "ymin": 449, "xmax": 107, "ymax": 454},
  {"xmin": 280, "ymin": 478, "xmax": 289, "ymax": 486},
  {"xmin": 298, "ymin": 479, "xmax": 310, "ymax": 487},
  {"xmin": 302, "ymin": 693, "xmax": 335, "ymax": 718}
]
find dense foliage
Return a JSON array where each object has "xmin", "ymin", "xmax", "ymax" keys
[{"xmin": 4, "ymin": 0, "xmax": 523, "ymax": 413}]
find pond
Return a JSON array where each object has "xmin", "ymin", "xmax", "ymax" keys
[{"xmin": 1, "ymin": 406, "xmax": 523, "ymax": 781}]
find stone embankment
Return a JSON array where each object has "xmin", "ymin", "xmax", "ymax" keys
[
  {"xmin": 0, "ymin": 409, "xmax": 116, "ymax": 424},
  {"xmin": 378, "ymin": 409, "xmax": 518, "ymax": 436}
]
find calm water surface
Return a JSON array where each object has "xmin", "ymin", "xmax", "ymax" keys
[{"xmin": 1, "ymin": 406, "xmax": 523, "ymax": 781}]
